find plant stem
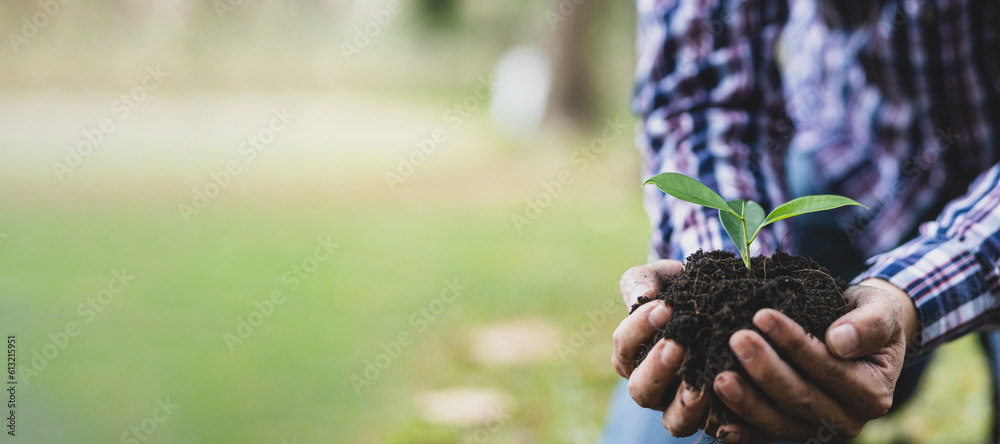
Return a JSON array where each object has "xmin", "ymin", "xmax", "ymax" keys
[{"xmin": 741, "ymin": 216, "xmax": 751, "ymax": 271}]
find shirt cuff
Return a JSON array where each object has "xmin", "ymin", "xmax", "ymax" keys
[{"xmin": 854, "ymin": 235, "xmax": 1000, "ymax": 359}]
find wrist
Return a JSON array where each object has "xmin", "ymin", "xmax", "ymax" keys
[{"xmin": 857, "ymin": 278, "xmax": 919, "ymax": 350}]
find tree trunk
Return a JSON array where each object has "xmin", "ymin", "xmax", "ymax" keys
[{"xmin": 546, "ymin": 0, "xmax": 597, "ymax": 128}]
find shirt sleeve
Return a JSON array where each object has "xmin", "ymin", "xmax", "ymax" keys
[
  {"xmin": 634, "ymin": 0, "xmax": 793, "ymax": 262},
  {"xmin": 855, "ymin": 163, "xmax": 1000, "ymax": 357}
]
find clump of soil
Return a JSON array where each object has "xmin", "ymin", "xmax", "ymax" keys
[{"xmin": 631, "ymin": 250, "xmax": 849, "ymax": 427}]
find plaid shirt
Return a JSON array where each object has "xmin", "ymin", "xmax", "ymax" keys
[{"xmin": 635, "ymin": 0, "xmax": 1000, "ymax": 356}]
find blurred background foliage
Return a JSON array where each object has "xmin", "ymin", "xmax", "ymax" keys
[
  {"xmin": 0, "ymin": 0, "xmax": 635, "ymax": 122},
  {"xmin": 0, "ymin": 0, "xmax": 991, "ymax": 443}
]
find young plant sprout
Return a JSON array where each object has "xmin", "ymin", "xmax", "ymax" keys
[{"xmin": 643, "ymin": 172, "xmax": 867, "ymax": 270}]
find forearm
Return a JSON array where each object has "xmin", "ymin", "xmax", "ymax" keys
[{"xmin": 854, "ymin": 163, "xmax": 1000, "ymax": 357}]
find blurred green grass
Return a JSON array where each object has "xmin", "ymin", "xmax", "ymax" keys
[
  {"xmin": 0, "ymin": 140, "xmax": 654, "ymax": 442},
  {"xmin": 0, "ymin": 142, "xmax": 992, "ymax": 442},
  {"xmin": 858, "ymin": 335, "xmax": 991, "ymax": 443}
]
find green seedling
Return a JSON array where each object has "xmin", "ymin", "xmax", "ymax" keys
[{"xmin": 643, "ymin": 172, "xmax": 867, "ymax": 270}]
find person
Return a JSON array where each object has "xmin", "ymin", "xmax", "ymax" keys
[{"xmin": 601, "ymin": 0, "xmax": 1000, "ymax": 443}]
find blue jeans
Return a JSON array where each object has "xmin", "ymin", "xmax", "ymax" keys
[{"xmin": 598, "ymin": 356, "xmax": 933, "ymax": 444}]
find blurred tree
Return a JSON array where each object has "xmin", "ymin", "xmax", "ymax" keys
[
  {"xmin": 546, "ymin": 0, "xmax": 596, "ymax": 128},
  {"xmin": 418, "ymin": 0, "xmax": 459, "ymax": 28}
]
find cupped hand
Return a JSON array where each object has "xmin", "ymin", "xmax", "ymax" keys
[
  {"xmin": 708, "ymin": 278, "xmax": 919, "ymax": 443},
  {"xmin": 612, "ymin": 259, "xmax": 715, "ymax": 437}
]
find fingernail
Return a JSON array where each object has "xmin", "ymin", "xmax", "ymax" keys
[
  {"xmin": 754, "ymin": 310, "xmax": 777, "ymax": 336},
  {"xmin": 682, "ymin": 386, "xmax": 703, "ymax": 406},
  {"xmin": 630, "ymin": 284, "xmax": 651, "ymax": 305},
  {"xmin": 730, "ymin": 334, "xmax": 756, "ymax": 362},
  {"xmin": 716, "ymin": 374, "xmax": 744, "ymax": 402},
  {"xmin": 648, "ymin": 303, "xmax": 671, "ymax": 328},
  {"xmin": 661, "ymin": 340, "xmax": 681, "ymax": 367},
  {"xmin": 718, "ymin": 430, "xmax": 741, "ymax": 443},
  {"xmin": 829, "ymin": 324, "xmax": 859, "ymax": 357}
]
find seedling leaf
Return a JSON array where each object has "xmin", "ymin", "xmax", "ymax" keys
[
  {"xmin": 760, "ymin": 195, "xmax": 867, "ymax": 229},
  {"xmin": 743, "ymin": 201, "xmax": 766, "ymax": 245},
  {"xmin": 644, "ymin": 173, "xmax": 735, "ymax": 215},
  {"xmin": 640, "ymin": 173, "xmax": 864, "ymax": 271},
  {"xmin": 720, "ymin": 200, "xmax": 749, "ymax": 268},
  {"xmin": 725, "ymin": 200, "xmax": 745, "ymax": 216}
]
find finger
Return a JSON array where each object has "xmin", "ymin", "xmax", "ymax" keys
[
  {"xmin": 612, "ymin": 301, "xmax": 673, "ymax": 377},
  {"xmin": 713, "ymin": 420, "xmax": 771, "ymax": 444},
  {"xmin": 627, "ymin": 339, "xmax": 685, "ymax": 409},
  {"xmin": 728, "ymin": 329, "xmax": 860, "ymax": 432},
  {"xmin": 620, "ymin": 260, "xmax": 684, "ymax": 307},
  {"xmin": 753, "ymin": 309, "xmax": 894, "ymax": 420},
  {"xmin": 661, "ymin": 382, "xmax": 711, "ymax": 437},
  {"xmin": 826, "ymin": 288, "xmax": 898, "ymax": 359},
  {"xmin": 713, "ymin": 371, "xmax": 816, "ymax": 440}
]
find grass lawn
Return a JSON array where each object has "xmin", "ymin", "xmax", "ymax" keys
[{"xmin": 0, "ymin": 91, "xmax": 991, "ymax": 443}]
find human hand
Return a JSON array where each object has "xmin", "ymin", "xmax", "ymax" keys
[
  {"xmin": 708, "ymin": 278, "xmax": 919, "ymax": 443},
  {"xmin": 612, "ymin": 259, "xmax": 715, "ymax": 437}
]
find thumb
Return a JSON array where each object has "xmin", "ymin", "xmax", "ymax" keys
[
  {"xmin": 619, "ymin": 259, "xmax": 684, "ymax": 308},
  {"xmin": 825, "ymin": 288, "xmax": 896, "ymax": 359}
]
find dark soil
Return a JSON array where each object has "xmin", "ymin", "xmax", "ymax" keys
[{"xmin": 631, "ymin": 250, "xmax": 849, "ymax": 429}]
